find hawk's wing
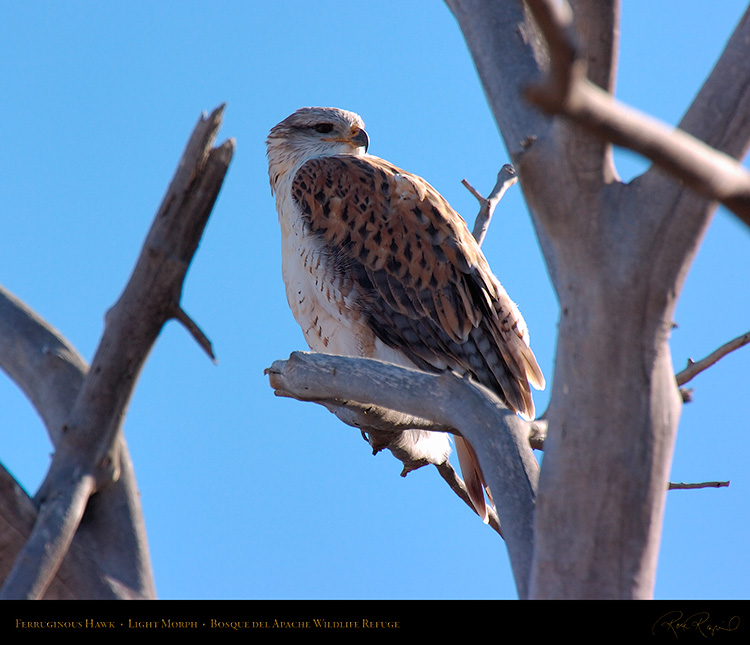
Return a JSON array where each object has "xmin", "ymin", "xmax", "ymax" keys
[{"xmin": 292, "ymin": 154, "xmax": 544, "ymax": 419}]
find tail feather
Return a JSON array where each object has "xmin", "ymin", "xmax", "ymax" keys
[
  {"xmin": 520, "ymin": 342, "xmax": 546, "ymax": 391},
  {"xmin": 454, "ymin": 436, "xmax": 489, "ymax": 523}
]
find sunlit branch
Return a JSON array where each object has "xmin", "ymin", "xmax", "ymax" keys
[
  {"xmin": 463, "ymin": 164, "xmax": 518, "ymax": 246},
  {"xmin": 675, "ymin": 330, "xmax": 750, "ymax": 386},
  {"xmin": 524, "ymin": 0, "xmax": 750, "ymax": 228}
]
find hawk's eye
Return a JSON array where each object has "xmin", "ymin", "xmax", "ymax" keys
[{"xmin": 313, "ymin": 123, "xmax": 334, "ymax": 134}]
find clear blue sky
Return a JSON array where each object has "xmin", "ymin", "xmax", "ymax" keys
[{"xmin": 0, "ymin": 1, "xmax": 748, "ymax": 600}]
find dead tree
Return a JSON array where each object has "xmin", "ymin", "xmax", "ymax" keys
[
  {"xmin": 268, "ymin": 1, "xmax": 750, "ymax": 599},
  {"xmin": 0, "ymin": 106, "xmax": 233, "ymax": 599}
]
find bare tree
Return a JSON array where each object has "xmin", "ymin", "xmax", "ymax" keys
[
  {"xmin": 0, "ymin": 106, "xmax": 233, "ymax": 599},
  {"xmin": 268, "ymin": 1, "xmax": 750, "ymax": 599},
  {"xmin": 1, "ymin": 2, "xmax": 747, "ymax": 602}
]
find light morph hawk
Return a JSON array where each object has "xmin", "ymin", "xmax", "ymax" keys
[{"xmin": 267, "ymin": 106, "xmax": 544, "ymax": 522}]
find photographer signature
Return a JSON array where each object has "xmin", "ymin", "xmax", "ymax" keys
[{"xmin": 652, "ymin": 611, "xmax": 740, "ymax": 638}]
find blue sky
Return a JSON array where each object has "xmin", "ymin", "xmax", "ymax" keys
[{"xmin": 0, "ymin": 1, "xmax": 748, "ymax": 600}]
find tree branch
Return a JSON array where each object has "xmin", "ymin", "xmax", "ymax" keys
[
  {"xmin": 463, "ymin": 164, "xmax": 518, "ymax": 246},
  {"xmin": 668, "ymin": 481, "xmax": 730, "ymax": 491},
  {"xmin": 0, "ymin": 105, "xmax": 233, "ymax": 600},
  {"xmin": 0, "ymin": 286, "xmax": 88, "ymax": 445},
  {"xmin": 556, "ymin": 0, "xmax": 620, "ymax": 184},
  {"xmin": 0, "ymin": 286, "xmax": 155, "ymax": 599},
  {"xmin": 266, "ymin": 351, "xmax": 539, "ymax": 598},
  {"xmin": 0, "ymin": 465, "xmax": 139, "ymax": 599},
  {"xmin": 568, "ymin": 0, "xmax": 619, "ymax": 94},
  {"xmin": 523, "ymin": 0, "xmax": 750, "ymax": 228},
  {"xmin": 675, "ymin": 330, "xmax": 750, "ymax": 386},
  {"xmin": 173, "ymin": 305, "xmax": 217, "ymax": 363},
  {"xmin": 676, "ymin": 7, "xmax": 750, "ymax": 163},
  {"xmin": 444, "ymin": 0, "xmax": 551, "ymax": 160},
  {"xmin": 272, "ymin": 381, "xmax": 508, "ymax": 535},
  {"xmin": 447, "ymin": 0, "xmax": 743, "ymax": 600}
]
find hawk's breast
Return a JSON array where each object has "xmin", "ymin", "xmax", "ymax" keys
[{"xmin": 278, "ymin": 181, "xmax": 379, "ymax": 358}]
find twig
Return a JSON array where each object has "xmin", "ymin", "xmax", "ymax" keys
[
  {"xmin": 463, "ymin": 164, "xmax": 518, "ymax": 246},
  {"xmin": 679, "ymin": 387, "xmax": 694, "ymax": 403},
  {"xmin": 173, "ymin": 305, "xmax": 217, "ymax": 363},
  {"xmin": 675, "ymin": 330, "xmax": 750, "ymax": 386},
  {"xmin": 668, "ymin": 481, "xmax": 730, "ymax": 490}
]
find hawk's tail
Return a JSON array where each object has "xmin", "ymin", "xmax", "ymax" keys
[{"xmin": 454, "ymin": 435, "xmax": 490, "ymax": 523}]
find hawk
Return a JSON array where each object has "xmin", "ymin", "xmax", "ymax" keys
[{"xmin": 267, "ymin": 106, "xmax": 544, "ymax": 522}]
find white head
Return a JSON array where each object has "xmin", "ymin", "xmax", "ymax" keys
[{"xmin": 266, "ymin": 107, "xmax": 369, "ymax": 194}]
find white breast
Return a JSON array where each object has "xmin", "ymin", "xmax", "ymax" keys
[{"xmin": 276, "ymin": 179, "xmax": 376, "ymax": 357}]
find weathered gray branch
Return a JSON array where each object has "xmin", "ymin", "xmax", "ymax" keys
[
  {"xmin": 0, "ymin": 288, "xmax": 88, "ymax": 445},
  {"xmin": 668, "ymin": 481, "xmax": 730, "ymax": 491},
  {"xmin": 462, "ymin": 164, "xmax": 518, "ymax": 246},
  {"xmin": 0, "ymin": 105, "xmax": 233, "ymax": 599},
  {"xmin": 524, "ymin": 0, "xmax": 750, "ymax": 227},
  {"xmin": 275, "ymin": 384, "xmax": 508, "ymax": 535},
  {"xmin": 568, "ymin": 0, "xmax": 619, "ymax": 94},
  {"xmin": 676, "ymin": 330, "xmax": 750, "ymax": 386},
  {"xmin": 0, "ymin": 287, "xmax": 154, "ymax": 599},
  {"xmin": 266, "ymin": 351, "xmax": 539, "ymax": 599}
]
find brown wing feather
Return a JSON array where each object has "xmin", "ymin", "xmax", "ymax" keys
[{"xmin": 292, "ymin": 154, "xmax": 544, "ymax": 419}]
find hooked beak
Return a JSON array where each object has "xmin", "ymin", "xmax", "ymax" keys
[
  {"xmin": 324, "ymin": 126, "xmax": 369, "ymax": 153},
  {"xmin": 349, "ymin": 126, "xmax": 369, "ymax": 152}
]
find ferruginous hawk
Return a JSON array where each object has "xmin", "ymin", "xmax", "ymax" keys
[{"xmin": 267, "ymin": 106, "xmax": 544, "ymax": 522}]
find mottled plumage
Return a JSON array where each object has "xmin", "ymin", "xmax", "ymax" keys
[{"xmin": 267, "ymin": 107, "xmax": 544, "ymax": 522}]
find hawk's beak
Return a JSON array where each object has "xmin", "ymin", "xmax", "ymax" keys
[
  {"xmin": 350, "ymin": 127, "xmax": 369, "ymax": 153},
  {"xmin": 322, "ymin": 126, "xmax": 370, "ymax": 152}
]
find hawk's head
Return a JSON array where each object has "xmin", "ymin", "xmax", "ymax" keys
[{"xmin": 267, "ymin": 107, "xmax": 369, "ymax": 193}]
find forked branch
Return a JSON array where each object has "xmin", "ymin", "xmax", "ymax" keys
[
  {"xmin": 463, "ymin": 164, "xmax": 518, "ymax": 246},
  {"xmin": 524, "ymin": 0, "xmax": 750, "ymax": 227},
  {"xmin": 0, "ymin": 106, "xmax": 233, "ymax": 600}
]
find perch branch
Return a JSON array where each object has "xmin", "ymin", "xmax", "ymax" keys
[
  {"xmin": 523, "ymin": 0, "xmax": 750, "ymax": 228},
  {"xmin": 0, "ymin": 105, "xmax": 233, "ymax": 600},
  {"xmin": 675, "ymin": 330, "xmax": 750, "ymax": 386},
  {"xmin": 271, "ymin": 383, "xmax": 505, "ymax": 536},
  {"xmin": 266, "ymin": 351, "xmax": 539, "ymax": 598}
]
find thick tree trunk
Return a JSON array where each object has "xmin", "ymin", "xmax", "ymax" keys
[{"xmin": 445, "ymin": 0, "xmax": 750, "ymax": 597}]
